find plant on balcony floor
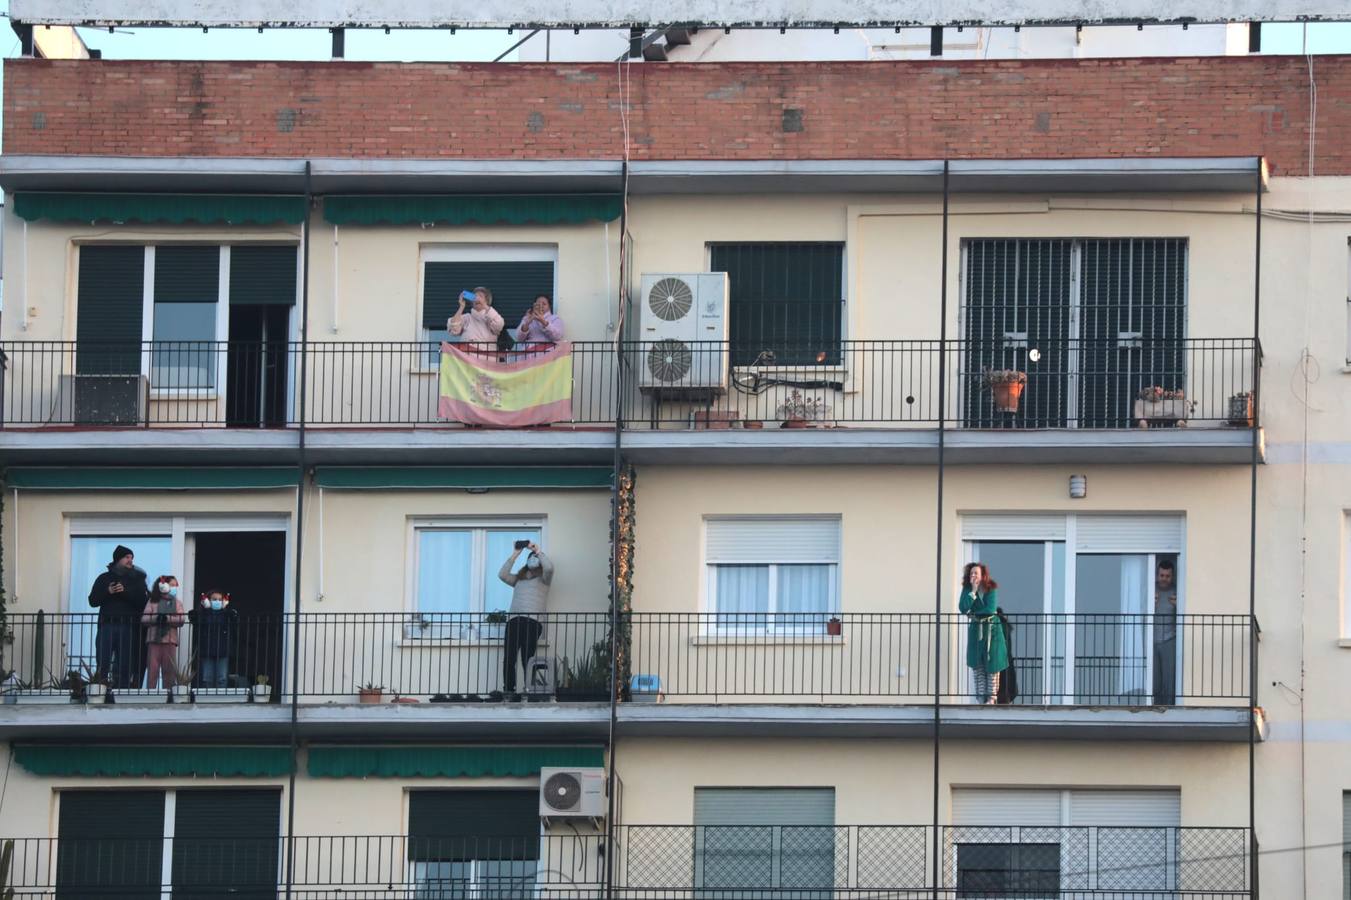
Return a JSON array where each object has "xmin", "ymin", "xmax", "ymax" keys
[
  {"xmin": 775, "ymin": 390, "xmax": 831, "ymax": 429},
  {"xmin": 1135, "ymin": 385, "xmax": 1190, "ymax": 429},
  {"xmin": 557, "ymin": 638, "xmax": 612, "ymax": 702},
  {"xmin": 982, "ymin": 369, "xmax": 1028, "ymax": 414},
  {"xmin": 357, "ymin": 682, "xmax": 384, "ymax": 704}
]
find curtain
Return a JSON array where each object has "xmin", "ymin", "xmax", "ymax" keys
[
  {"xmin": 1118, "ymin": 555, "xmax": 1150, "ymax": 697},
  {"xmin": 777, "ymin": 564, "xmax": 834, "ymax": 629},
  {"xmin": 417, "ymin": 531, "xmax": 473, "ymax": 615}
]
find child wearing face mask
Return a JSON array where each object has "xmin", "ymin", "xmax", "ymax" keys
[
  {"xmin": 191, "ymin": 591, "xmax": 238, "ymax": 689},
  {"xmin": 141, "ymin": 576, "xmax": 186, "ymax": 690}
]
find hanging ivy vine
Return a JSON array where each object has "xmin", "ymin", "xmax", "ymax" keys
[{"xmin": 609, "ymin": 463, "xmax": 636, "ymax": 701}]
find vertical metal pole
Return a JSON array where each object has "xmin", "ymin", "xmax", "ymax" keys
[
  {"xmin": 932, "ymin": 160, "xmax": 950, "ymax": 900},
  {"xmin": 284, "ymin": 161, "xmax": 312, "ymax": 900},
  {"xmin": 1247, "ymin": 157, "xmax": 1261, "ymax": 900}
]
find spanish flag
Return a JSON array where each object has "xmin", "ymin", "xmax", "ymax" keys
[{"xmin": 438, "ymin": 341, "xmax": 573, "ymax": 426}]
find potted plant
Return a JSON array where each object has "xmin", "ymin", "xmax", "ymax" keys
[
  {"xmin": 775, "ymin": 390, "xmax": 831, "ymax": 429},
  {"xmin": 251, "ymin": 675, "xmax": 271, "ymax": 702},
  {"xmin": 692, "ymin": 409, "xmax": 739, "ymax": 430},
  {"xmin": 825, "ymin": 616, "xmax": 843, "ymax": 637},
  {"xmin": 983, "ymin": 369, "xmax": 1028, "ymax": 413},
  {"xmin": 170, "ymin": 659, "xmax": 197, "ymax": 703},
  {"xmin": 481, "ymin": 610, "xmax": 509, "ymax": 640},
  {"xmin": 1227, "ymin": 391, "xmax": 1255, "ymax": 427},
  {"xmin": 357, "ymin": 682, "xmax": 384, "ymax": 704},
  {"xmin": 556, "ymin": 639, "xmax": 613, "ymax": 703},
  {"xmin": 1134, "ymin": 385, "xmax": 1189, "ymax": 428}
]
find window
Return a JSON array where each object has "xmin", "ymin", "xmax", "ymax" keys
[
  {"xmin": 420, "ymin": 245, "xmax": 558, "ymax": 364},
  {"xmin": 705, "ymin": 517, "xmax": 840, "ymax": 631},
  {"xmin": 56, "ymin": 789, "xmax": 281, "ymax": 900},
  {"xmin": 961, "ymin": 514, "xmax": 1183, "ymax": 705},
  {"xmin": 709, "ymin": 242, "xmax": 845, "ymax": 366},
  {"xmin": 413, "ymin": 521, "xmax": 543, "ymax": 623},
  {"xmin": 408, "ymin": 790, "xmax": 539, "ymax": 899},
  {"xmin": 693, "ymin": 787, "xmax": 835, "ymax": 896},
  {"xmin": 956, "ymin": 843, "xmax": 1060, "ymax": 899},
  {"xmin": 67, "ymin": 534, "xmax": 173, "ymax": 678},
  {"xmin": 962, "ymin": 238, "xmax": 1187, "ymax": 428},
  {"xmin": 151, "ymin": 245, "xmax": 222, "ymax": 389}
]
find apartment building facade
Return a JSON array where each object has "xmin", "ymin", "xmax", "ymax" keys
[{"xmin": 0, "ymin": 52, "xmax": 1345, "ymax": 898}]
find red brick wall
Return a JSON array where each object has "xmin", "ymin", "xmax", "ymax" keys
[{"xmin": 2, "ymin": 56, "xmax": 1337, "ymax": 175}]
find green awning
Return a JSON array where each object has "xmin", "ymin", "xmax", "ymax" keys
[
  {"xmin": 314, "ymin": 466, "xmax": 612, "ymax": 490},
  {"xmin": 13, "ymin": 192, "xmax": 306, "ymax": 226},
  {"xmin": 308, "ymin": 745, "xmax": 604, "ymax": 778},
  {"xmin": 5, "ymin": 467, "xmax": 300, "ymax": 490},
  {"xmin": 15, "ymin": 745, "xmax": 291, "ymax": 777},
  {"xmin": 323, "ymin": 194, "xmax": 622, "ymax": 226}
]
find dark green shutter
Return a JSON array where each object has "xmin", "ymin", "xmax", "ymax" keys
[
  {"xmin": 75, "ymin": 245, "xmax": 144, "ymax": 375},
  {"xmin": 422, "ymin": 261, "xmax": 554, "ymax": 331},
  {"xmin": 709, "ymin": 242, "xmax": 844, "ymax": 365},
  {"xmin": 408, "ymin": 790, "xmax": 539, "ymax": 861},
  {"xmin": 57, "ymin": 790, "xmax": 165, "ymax": 900},
  {"xmin": 172, "ymin": 789, "xmax": 281, "ymax": 900},
  {"xmin": 230, "ymin": 246, "xmax": 298, "ymax": 306},
  {"xmin": 154, "ymin": 245, "xmax": 220, "ymax": 303}
]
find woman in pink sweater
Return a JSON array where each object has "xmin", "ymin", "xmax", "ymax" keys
[
  {"xmin": 447, "ymin": 286, "xmax": 504, "ymax": 350},
  {"xmin": 142, "ymin": 575, "xmax": 186, "ymax": 689}
]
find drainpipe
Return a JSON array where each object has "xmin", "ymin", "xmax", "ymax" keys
[{"xmin": 931, "ymin": 160, "xmax": 950, "ymax": 900}]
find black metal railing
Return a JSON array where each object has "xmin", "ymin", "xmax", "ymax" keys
[
  {"xmin": 1, "ymin": 338, "xmax": 1257, "ymax": 431},
  {"xmin": 0, "ymin": 612, "xmax": 613, "ymax": 704},
  {"xmin": 0, "ymin": 834, "xmax": 607, "ymax": 897},
  {"xmin": 625, "ymin": 613, "xmax": 1252, "ymax": 704},
  {"xmin": 615, "ymin": 825, "xmax": 1250, "ymax": 897}
]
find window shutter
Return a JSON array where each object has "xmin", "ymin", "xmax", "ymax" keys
[
  {"xmin": 171, "ymin": 789, "xmax": 281, "ymax": 900},
  {"xmin": 422, "ymin": 261, "xmax": 554, "ymax": 330},
  {"xmin": 57, "ymin": 790, "xmax": 165, "ymax": 899},
  {"xmin": 961, "ymin": 514, "xmax": 1067, "ymax": 542},
  {"xmin": 75, "ymin": 244, "xmax": 145, "ymax": 375},
  {"xmin": 694, "ymin": 788, "xmax": 835, "ymax": 826},
  {"xmin": 154, "ymin": 245, "xmax": 220, "ymax": 303},
  {"xmin": 694, "ymin": 788, "xmax": 837, "ymax": 891},
  {"xmin": 950, "ymin": 789, "xmax": 1062, "ymax": 827},
  {"xmin": 1067, "ymin": 789, "xmax": 1180, "ymax": 826},
  {"xmin": 408, "ymin": 790, "xmax": 539, "ymax": 861},
  {"xmin": 705, "ymin": 518, "xmax": 840, "ymax": 564},
  {"xmin": 1074, "ymin": 515, "xmax": 1183, "ymax": 553},
  {"xmin": 230, "ymin": 246, "xmax": 297, "ymax": 306},
  {"xmin": 710, "ymin": 242, "xmax": 844, "ymax": 365}
]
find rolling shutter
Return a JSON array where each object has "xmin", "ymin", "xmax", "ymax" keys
[
  {"xmin": 961, "ymin": 514, "xmax": 1067, "ymax": 542},
  {"xmin": 57, "ymin": 790, "xmax": 165, "ymax": 900},
  {"xmin": 154, "ymin": 246, "xmax": 220, "ymax": 304},
  {"xmin": 694, "ymin": 788, "xmax": 835, "ymax": 827},
  {"xmin": 230, "ymin": 246, "xmax": 297, "ymax": 306},
  {"xmin": 171, "ymin": 789, "xmax": 281, "ymax": 900},
  {"xmin": 1074, "ymin": 515, "xmax": 1183, "ymax": 553},
  {"xmin": 705, "ymin": 518, "xmax": 840, "ymax": 564},
  {"xmin": 709, "ymin": 242, "xmax": 844, "ymax": 364},
  {"xmin": 952, "ymin": 788, "xmax": 1179, "ymax": 827},
  {"xmin": 1067, "ymin": 790, "xmax": 1180, "ymax": 826},
  {"xmin": 694, "ymin": 788, "xmax": 836, "ymax": 894},
  {"xmin": 408, "ymin": 790, "xmax": 539, "ymax": 862},
  {"xmin": 422, "ymin": 261, "xmax": 554, "ymax": 330},
  {"xmin": 75, "ymin": 245, "xmax": 145, "ymax": 375},
  {"xmin": 951, "ymin": 789, "xmax": 1063, "ymax": 827}
]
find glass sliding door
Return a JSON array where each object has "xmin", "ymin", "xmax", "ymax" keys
[{"xmin": 1073, "ymin": 554, "xmax": 1154, "ymax": 705}]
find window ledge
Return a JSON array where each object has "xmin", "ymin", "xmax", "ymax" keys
[
  {"xmin": 150, "ymin": 389, "xmax": 218, "ymax": 400},
  {"xmin": 1337, "ymin": 638, "xmax": 1351, "ymax": 649},
  {"xmin": 411, "ymin": 367, "xmax": 439, "ymax": 376},
  {"xmin": 397, "ymin": 636, "xmax": 552, "ymax": 649},
  {"xmin": 690, "ymin": 635, "xmax": 845, "ymax": 647},
  {"xmin": 734, "ymin": 365, "xmax": 849, "ymax": 379}
]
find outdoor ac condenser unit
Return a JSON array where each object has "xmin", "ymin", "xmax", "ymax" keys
[
  {"xmin": 539, "ymin": 767, "xmax": 607, "ymax": 822},
  {"xmin": 57, "ymin": 374, "xmax": 148, "ymax": 425},
  {"xmin": 636, "ymin": 273, "xmax": 729, "ymax": 392}
]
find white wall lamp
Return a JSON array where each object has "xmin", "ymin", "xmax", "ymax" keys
[{"xmin": 1069, "ymin": 474, "xmax": 1088, "ymax": 499}]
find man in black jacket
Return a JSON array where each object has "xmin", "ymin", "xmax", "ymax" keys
[{"xmin": 88, "ymin": 545, "xmax": 150, "ymax": 688}]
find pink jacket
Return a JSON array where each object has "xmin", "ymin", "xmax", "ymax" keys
[
  {"xmin": 142, "ymin": 596, "xmax": 186, "ymax": 645},
  {"xmin": 448, "ymin": 307, "xmax": 505, "ymax": 345}
]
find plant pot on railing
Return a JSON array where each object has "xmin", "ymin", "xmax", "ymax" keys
[
  {"xmin": 1134, "ymin": 387, "xmax": 1188, "ymax": 428},
  {"xmin": 775, "ymin": 390, "xmax": 831, "ymax": 429},
  {"xmin": 983, "ymin": 370, "xmax": 1027, "ymax": 414},
  {"xmin": 825, "ymin": 617, "xmax": 843, "ymax": 636},
  {"xmin": 1227, "ymin": 392, "xmax": 1255, "ymax": 427}
]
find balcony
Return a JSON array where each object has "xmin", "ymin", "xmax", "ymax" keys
[
  {"xmin": 0, "ymin": 612, "xmax": 1257, "ymax": 742},
  {"xmin": 0, "ymin": 338, "xmax": 1260, "ymax": 465}
]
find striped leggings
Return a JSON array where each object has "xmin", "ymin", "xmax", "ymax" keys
[{"xmin": 972, "ymin": 666, "xmax": 1001, "ymax": 705}]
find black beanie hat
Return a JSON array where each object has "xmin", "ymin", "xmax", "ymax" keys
[{"xmin": 112, "ymin": 545, "xmax": 133, "ymax": 563}]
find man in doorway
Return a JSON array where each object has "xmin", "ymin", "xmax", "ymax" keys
[
  {"xmin": 1152, "ymin": 559, "xmax": 1178, "ymax": 705},
  {"xmin": 88, "ymin": 545, "xmax": 151, "ymax": 688}
]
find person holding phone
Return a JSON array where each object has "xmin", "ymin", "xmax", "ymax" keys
[
  {"xmin": 88, "ymin": 545, "xmax": 151, "ymax": 688},
  {"xmin": 447, "ymin": 286, "xmax": 504, "ymax": 352},
  {"xmin": 960, "ymin": 562, "xmax": 1008, "ymax": 705},
  {"xmin": 497, "ymin": 540, "xmax": 554, "ymax": 699}
]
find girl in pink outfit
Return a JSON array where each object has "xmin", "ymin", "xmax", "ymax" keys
[
  {"xmin": 142, "ymin": 575, "xmax": 186, "ymax": 689},
  {"xmin": 447, "ymin": 286, "xmax": 505, "ymax": 350}
]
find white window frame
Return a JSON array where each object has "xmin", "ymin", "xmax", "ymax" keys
[
  {"xmin": 141, "ymin": 245, "xmax": 231, "ymax": 399},
  {"xmin": 416, "ymin": 244, "xmax": 560, "ymax": 368},
  {"xmin": 407, "ymin": 517, "xmax": 547, "ymax": 620},
  {"xmin": 702, "ymin": 515, "xmax": 841, "ymax": 634}
]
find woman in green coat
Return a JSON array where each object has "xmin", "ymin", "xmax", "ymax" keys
[{"xmin": 960, "ymin": 562, "xmax": 1009, "ymax": 705}]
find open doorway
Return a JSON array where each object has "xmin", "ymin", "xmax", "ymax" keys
[
  {"xmin": 225, "ymin": 305, "xmax": 291, "ymax": 428},
  {"xmin": 189, "ymin": 531, "xmax": 287, "ymax": 701}
]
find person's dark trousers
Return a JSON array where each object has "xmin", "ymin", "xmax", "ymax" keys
[
  {"xmin": 1153, "ymin": 638, "xmax": 1177, "ymax": 705},
  {"xmin": 95, "ymin": 619, "xmax": 140, "ymax": 688},
  {"xmin": 503, "ymin": 616, "xmax": 543, "ymax": 693}
]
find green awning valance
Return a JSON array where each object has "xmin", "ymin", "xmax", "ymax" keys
[
  {"xmin": 14, "ymin": 745, "xmax": 291, "ymax": 778},
  {"xmin": 323, "ymin": 194, "xmax": 622, "ymax": 226},
  {"xmin": 314, "ymin": 466, "xmax": 612, "ymax": 490},
  {"xmin": 308, "ymin": 745, "xmax": 604, "ymax": 778},
  {"xmin": 6, "ymin": 467, "xmax": 300, "ymax": 490},
  {"xmin": 13, "ymin": 192, "xmax": 306, "ymax": 226}
]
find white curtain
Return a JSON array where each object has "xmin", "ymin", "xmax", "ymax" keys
[
  {"xmin": 714, "ymin": 566, "xmax": 770, "ymax": 634},
  {"xmin": 417, "ymin": 530, "xmax": 473, "ymax": 614},
  {"xmin": 1118, "ymin": 555, "xmax": 1149, "ymax": 695},
  {"xmin": 777, "ymin": 564, "xmax": 834, "ymax": 627}
]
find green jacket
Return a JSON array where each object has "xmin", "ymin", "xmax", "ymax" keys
[{"xmin": 959, "ymin": 588, "xmax": 1009, "ymax": 674}]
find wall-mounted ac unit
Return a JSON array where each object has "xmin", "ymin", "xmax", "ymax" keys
[
  {"xmin": 539, "ymin": 767, "xmax": 607, "ymax": 822},
  {"xmin": 637, "ymin": 273, "xmax": 729, "ymax": 392},
  {"xmin": 57, "ymin": 374, "xmax": 148, "ymax": 425}
]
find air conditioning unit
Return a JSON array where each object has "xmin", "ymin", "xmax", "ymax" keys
[
  {"xmin": 539, "ymin": 767, "xmax": 607, "ymax": 822},
  {"xmin": 57, "ymin": 374, "xmax": 148, "ymax": 425},
  {"xmin": 637, "ymin": 273, "xmax": 729, "ymax": 393}
]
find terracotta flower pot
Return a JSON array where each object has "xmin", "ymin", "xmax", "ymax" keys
[
  {"xmin": 780, "ymin": 418, "xmax": 811, "ymax": 429},
  {"xmin": 991, "ymin": 381, "xmax": 1025, "ymax": 413},
  {"xmin": 826, "ymin": 617, "xmax": 843, "ymax": 636},
  {"xmin": 358, "ymin": 689, "xmax": 383, "ymax": 704}
]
